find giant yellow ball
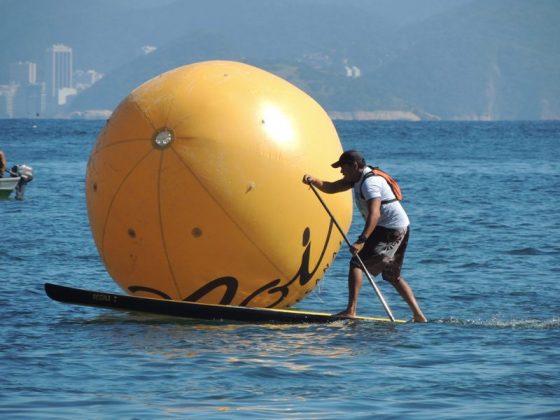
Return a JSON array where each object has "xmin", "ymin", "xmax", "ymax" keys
[{"xmin": 86, "ymin": 60, "xmax": 351, "ymax": 308}]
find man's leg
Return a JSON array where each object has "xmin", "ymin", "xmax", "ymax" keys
[
  {"xmin": 390, "ymin": 277, "xmax": 427, "ymax": 322},
  {"xmin": 337, "ymin": 261, "xmax": 386, "ymax": 317},
  {"xmin": 336, "ymin": 266, "xmax": 363, "ymax": 317}
]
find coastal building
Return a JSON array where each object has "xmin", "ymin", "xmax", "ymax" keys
[
  {"xmin": 0, "ymin": 84, "xmax": 17, "ymax": 118},
  {"xmin": 7, "ymin": 61, "xmax": 45, "ymax": 118},
  {"xmin": 9, "ymin": 61, "xmax": 37, "ymax": 85},
  {"xmin": 2, "ymin": 44, "xmax": 103, "ymax": 118},
  {"xmin": 13, "ymin": 83, "xmax": 46, "ymax": 118},
  {"xmin": 45, "ymin": 44, "xmax": 73, "ymax": 105}
]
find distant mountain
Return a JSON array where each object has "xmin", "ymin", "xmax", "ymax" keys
[
  {"xmin": 374, "ymin": 0, "xmax": 560, "ymax": 120},
  {"xmin": 1, "ymin": 0, "xmax": 558, "ymax": 120},
  {"xmin": 62, "ymin": 0, "xmax": 396, "ymax": 113},
  {"xmin": 0, "ymin": 0, "xmax": 190, "ymax": 80}
]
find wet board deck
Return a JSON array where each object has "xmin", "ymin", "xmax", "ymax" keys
[{"xmin": 44, "ymin": 283, "xmax": 406, "ymax": 324}]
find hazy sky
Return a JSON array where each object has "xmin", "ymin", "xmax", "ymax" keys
[{"xmin": 1, "ymin": 0, "xmax": 558, "ymax": 120}]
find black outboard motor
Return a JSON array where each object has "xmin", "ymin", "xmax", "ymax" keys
[{"xmin": 10, "ymin": 164, "xmax": 33, "ymax": 200}]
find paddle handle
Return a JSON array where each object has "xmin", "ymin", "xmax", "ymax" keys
[{"xmin": 308, "ymin": 182, "xmax": 396, "ymax": 322}]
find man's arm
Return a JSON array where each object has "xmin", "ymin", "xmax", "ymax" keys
[
  {"xmin": 350, "ymin": 198, "xmax": 381, "ymax": 255},
  {"xmin": 302, "ymin": 175, "xmax": 352, "ymax": 194},
  {"xmin": 362, "ymin": 198, "xmax": 381, "ymax": 238}
]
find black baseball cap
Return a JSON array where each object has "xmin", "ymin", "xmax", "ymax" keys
[{"xmin": 331, "ymin": 150, "xmax": 365, "ymax": 168}]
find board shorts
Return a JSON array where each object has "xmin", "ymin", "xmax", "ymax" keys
[{"xmin": 350, "ymin": 226, "xmax": 409, "ymax": 283}]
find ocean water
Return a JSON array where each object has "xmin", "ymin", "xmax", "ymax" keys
[{"xmin": 1, "ymin": 119, "xmax": 559, "ymax": 419}]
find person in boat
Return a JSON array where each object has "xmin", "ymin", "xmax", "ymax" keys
[
  {"xmin": 303, "ymin": 150, "xmax": 427, "ymax": 322},
  {"xmin": 0, "ymin": 150, "xmax": 6, "ymax": 177}
]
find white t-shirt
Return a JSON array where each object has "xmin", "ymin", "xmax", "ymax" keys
[{"xmin": 353, "ymin": 167, "xmax": 410, "ymax": 229}]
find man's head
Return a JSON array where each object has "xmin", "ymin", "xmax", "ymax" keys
[
  {"xmin": 331, "ymin": 150, "xmax": 365, "ymax": 169},
  {"xmin": 331, "ymin": 150, "xmax": 366, "ymax": 183}
]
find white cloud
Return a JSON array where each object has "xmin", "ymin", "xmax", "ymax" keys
[{"xmin": 142, "ymin": 45, "xmax": 157, "ymax": 55}]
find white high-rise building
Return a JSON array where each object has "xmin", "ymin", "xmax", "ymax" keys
[
  {"xmin": 9, "ymin": 61, "xmax": 37, "ymax": 85},
  {"xmin": 5, "ymin": 62, "xmax": 45, "ymax": 118},
  {"xmin": 45, "ymin": 44, "xmax": 73, "ymax": 101}
]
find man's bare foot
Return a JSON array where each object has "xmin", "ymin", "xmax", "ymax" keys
[
  {"xmin": 335, "ymin": 310, "xmax": 356, "ymax": 318},
  {"xmin": 413, "ymin": 315, "xmax": 428, "ymax": 323}
]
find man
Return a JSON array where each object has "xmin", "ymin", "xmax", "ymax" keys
[
  {"xmin": 0, "ymin": 150, "xmax": 6, "ymax": 177},
  {"xmin": 303, "ymin": 150, "xmax": 427, "ymax": 322}
]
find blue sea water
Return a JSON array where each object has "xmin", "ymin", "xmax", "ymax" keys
[{"xmin": 0, "ymin": 119, "xmax": 559, "ymax": 418}]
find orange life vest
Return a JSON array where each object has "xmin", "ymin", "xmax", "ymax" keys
[{"xmin": 359, "ymin": 165, "xmax": 403, "ymax": 205}]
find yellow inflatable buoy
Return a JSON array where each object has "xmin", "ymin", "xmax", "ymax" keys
[{"xmin": 86, "ymin": 60, "xmax": 351, "ymax": 308}]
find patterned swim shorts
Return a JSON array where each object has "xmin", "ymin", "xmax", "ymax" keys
[{"xmin": 350, "ymin": 226, "xmax": 409, "ymax": 283}]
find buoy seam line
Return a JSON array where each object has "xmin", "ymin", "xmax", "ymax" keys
[
  {"xmin": 98, "ymin": 147, "xmax": 155, "ymax": 271},
  {"xmin": 177, "ymin": 138, "xmax": 343, "ymax": 294},
  {"xmin": 93, "ymin": 97, "xmax": 179, "ymax": 295},
  {"xmin": 156, "ymin": 151, "xmax": 183, "ymax": 298},
  {"xmin": 161, "ymin": 91, "xmax": 189, "ymax": 133},
  {"xmin": 162, "ymin": 90, "xmax": 175, "ymax": 131},
  {"xmin": 92, "ymin": 96, "xmax": 157, "ymax": 156},
  {"xmin": 130, "ymin": 93, "xmax": 282, "ymax": 297},
  {"xmin": 169, "ymin": 145, "xmax": 294, "ymax": 288},
  {"xmin": 89, "ymin": 138, "xmax": 152, "ymax": 157},
  {"xmin": 169, "ymin": 114, "xmax": 193, "ymax": 136},
  {"xmin": 131, "ymin": 93, "xmax": 158, "ymax": 132},
  {"xmin": 91, "ymin": 143, "xmax": 188, "ymax": 300},
  {"xmin": 93, "ymin": 135, "xmax": 292, "ymax": 300},
  {"xmin": 93, "ymin": 96, "xmax": 211, "ymax": 298},
  {"xmin": 89, "ymin": 136, "xmax": 196, "ymax": 158}
]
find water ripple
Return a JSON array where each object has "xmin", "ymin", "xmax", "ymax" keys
[
  {"xmin": 2, "ymin": 120, "xmax": 560, "ymax": 418},
  {"xmin": 437, "ymin": 317, "xmax": 560, "ymax": 330}
]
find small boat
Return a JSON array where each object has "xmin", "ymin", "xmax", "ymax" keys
[
  {"xmin": 0, "ymin": 176, "xmax": 21, "ymax": 199},
  {"xmin": 0, "ymin": 165, "xmax": 33, "ymax": 200}
]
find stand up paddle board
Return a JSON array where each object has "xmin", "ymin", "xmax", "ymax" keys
[{"xmin": 44, "ymin": 283, "xmax": 406, "ymax": 324}]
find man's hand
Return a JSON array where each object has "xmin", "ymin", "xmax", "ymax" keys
[
  {"xmin": 302, "ymin": 174, "xmax": 315, "ymax": 185},
  {"xmin": 350, "ymin": 241, "xmax": 365, "ymax": 255}
]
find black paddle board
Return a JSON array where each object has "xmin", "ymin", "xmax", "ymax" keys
[{"xmin": 44, "ymin": 283, "xmax": 405, "ymax": 324}]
